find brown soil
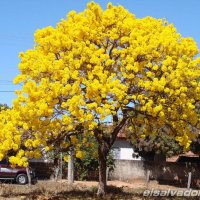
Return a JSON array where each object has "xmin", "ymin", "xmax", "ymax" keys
[
  {"xmin": 71, "ymin": 179, "xmax": 187, "ymax": 190},
  {"xmin": 0, "ymin": 179, "xmax": 193, "ymax": 200}
]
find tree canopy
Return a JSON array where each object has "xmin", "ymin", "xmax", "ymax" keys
[
  {"xmin": 132, "ymin": 134, "xmax": 183, "ymax": 160},
  {"xmin": 0, "ymin": 2, "xmax": 200, "ymax": 196}
]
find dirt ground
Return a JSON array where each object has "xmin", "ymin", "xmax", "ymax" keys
[
  {"xmin": 74, "ymin": 179, "xmax": 186, "ymax": 190},
  {"xmin": 0, "ymin": 179, "xmax": 195, "ymax": 200}
]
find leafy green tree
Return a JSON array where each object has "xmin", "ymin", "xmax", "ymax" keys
[
  {"xmin": 190, "ymin": 136, "xmax": 200, "ymax": 155},
  {"xmin": 0, "ymin": 104, "xmax": 9, "ymax": 110},
  {"xmin": 74, "ymin": 140, "xmax": 114, "ymax": 181},
  {"xmin": 133, "ymin": 134, "xmax": 184, "ymax": 160}
]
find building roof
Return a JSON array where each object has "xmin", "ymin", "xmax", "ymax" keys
[
  {"xmin": 117, "ymin": 126, "xmax": 129, "ymax": 138},
  {"xmin": 167, "ymin": 151, "xmax": 199, "ymax": 162}
]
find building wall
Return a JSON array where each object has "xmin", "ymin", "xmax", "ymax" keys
[
  {"xmin": 109, "ymin": 160, "xmax": 200, "ymax": 187},
  {"xmin": 111, "ymin": 139, "xmax": 141, "ymax": 160},
  {"xmin": 110, "ymin": 160, "xmax": 146, "ymax": 180},
  {"xmin": 30, "ymin": 159, "xmax": 200, "ymax": 188}
]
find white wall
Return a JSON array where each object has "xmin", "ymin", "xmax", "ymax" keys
[
  {"xmin": 120, "ymin": 148, "xmax": 140, "ymax": 160},
  {"xmin": 111, "ymin": 139, "xmax": 141, "ymax": 160},
  {"xmin": 109, "ymin": 160, "xmax": 146, "ymax": 180}
]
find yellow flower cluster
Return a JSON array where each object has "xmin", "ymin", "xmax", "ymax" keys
[{"xmin": 0, "ymin": 2, "xmax": 200, "ymax": 166}]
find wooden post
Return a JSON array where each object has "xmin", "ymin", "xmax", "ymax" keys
[
  {"xmin": 26, "ymin": 167, "xmax": 31, "ymax": 187},
  {"xmin": 106, "ymin": 167, "xmax": 109, "ymax": 183},
  {"xmin": 60, "ymin": 153, "xmax": 63, "ymax": 180},
  {"xmin": 187, "ymin": 172, "xmax": 192, "ymax": 189},
  {"xmin": 68, "ymin": 148, "xmax": 74, "ymax": 184},
  {"xmin": 146, "ymin": 170, "xmax": 150, "ymax": 188}
]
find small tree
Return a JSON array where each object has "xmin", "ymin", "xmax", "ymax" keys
[
  {"xmin": 74, "ymin": 136, "xmax": 114, "ymax": 181},
  {"xmin": 132, "ymin": 134, "xmax": 183, "ymax": 161},
  {"xmin": 190, "ymin": 136, "xmax": 200, "ymax": 156},
  {"xmin": 0, "ymin": 104, "xmax": 10, "ymax": 110}
]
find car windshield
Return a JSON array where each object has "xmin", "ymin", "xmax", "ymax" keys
[{"xmin": 0, "ymin": 158, "xmax": 9, "ymax": 165}]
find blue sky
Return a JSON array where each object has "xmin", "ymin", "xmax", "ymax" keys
[{"xmin": 0, "ymin": 0, "xmax": 200, "ymax": 106}]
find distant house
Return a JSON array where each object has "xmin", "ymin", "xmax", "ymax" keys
[
  {"xmin": 111, "ymin": 138, "xmax": 141, "ymax": 160},
  {"xmin": 111, "ymin": 127, "xmax": 141, "ymax": 161},
  {"xmin": 167, "ymin": 151, "xmax": 200, "ymax": 163}
]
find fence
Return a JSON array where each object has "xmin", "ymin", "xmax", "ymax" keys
[
  {"xmin": 30, "ymin": 160, "xmax": 200, "ymax": 188},
  {"xmin": 109, "ymin": 160, "xmax": 200, "ymax": 188},
  {"xmin": 29, "ymin": 161, "xmax": 99, "ymax": 181}
]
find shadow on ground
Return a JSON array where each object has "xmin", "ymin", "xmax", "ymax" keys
[{"xmin": 9, "ymin": 186, "xmax": 200, "ymax": 200}]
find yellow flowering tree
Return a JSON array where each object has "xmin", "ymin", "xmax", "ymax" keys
[
  {"xmin": 0, "ymin": 108, "xmax": 29, "ymax": 167},
  {"xmin": 2, "ymin": 2, "xmax": 200, "ymax": 196}
]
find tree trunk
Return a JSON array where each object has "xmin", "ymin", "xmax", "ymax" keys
[{"xmin": 97, "ymin": 145, "xmax": 108, "ymax": 197}]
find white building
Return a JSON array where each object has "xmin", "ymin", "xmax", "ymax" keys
[{"xmin": 111, "ymin": 138, "xmax": 141, "ymax": 160}]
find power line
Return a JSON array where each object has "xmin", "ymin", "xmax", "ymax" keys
[
  {"xmin": 0, "ymin": 80, "xmax": 23, "ymax": 86},
  {"xmin": 0, "ymin": 83, "xmax": 21, "ymax": 86},
  {"xmin": 0, "ymin": 91, "xmax": 16, "ymax": 93},
  {"xmin": 0, "ymin": 42, "xmax": 32, "ymax": 47},
  {"xmin": 0, "ymin": 84, "xmax": 17, "ymax": 85},
  {"xmin": 0, "ymin": 80, "xmax": 13, "ymax": 82},
  {"xmin": 0, "ymin": 34, "xmax": 31, "ymax": 40}
]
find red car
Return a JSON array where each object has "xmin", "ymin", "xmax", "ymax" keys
[{"xmin": 0, "ymin": 158, "xmax": 37, "ymax": 184}]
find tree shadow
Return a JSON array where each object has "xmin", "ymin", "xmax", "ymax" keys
[
  {"xmin": 0, "ymin": 179, "xmax": 15, "ymax": 184},
  {"xmin": 50, "ymin": 186, "xmax": 135, "ymax": 200}
]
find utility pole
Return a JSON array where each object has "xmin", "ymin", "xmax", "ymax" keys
[{"xmin": 68, "ymin": 147, "xmax": 74, "ymax": 184}]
